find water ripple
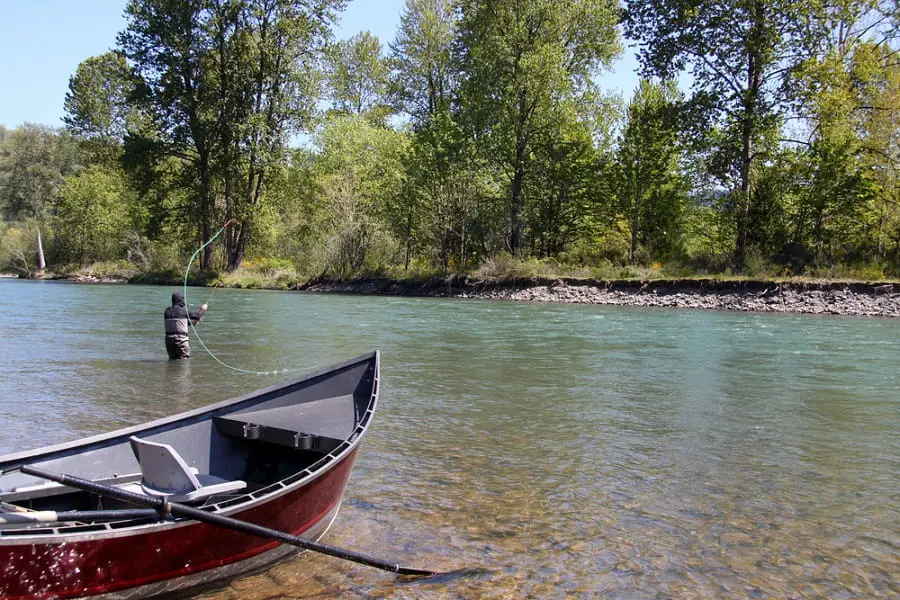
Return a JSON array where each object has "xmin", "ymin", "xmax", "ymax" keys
[{"xmin": 1, "ymin": 281, "xmax": 897, "ymax": 599}]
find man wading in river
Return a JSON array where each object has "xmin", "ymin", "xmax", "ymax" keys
[{"xmin": 164, "ymin": 291, "xmax": 207, "ymax": 359}]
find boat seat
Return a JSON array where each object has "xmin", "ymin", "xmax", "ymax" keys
[
  {"xmin": 213, "ymin": 396, "xmax": 355, "ymax": 454},
  {"xmin": 129, "ymin": 436, "xmax": 246, "ymax": 503}
]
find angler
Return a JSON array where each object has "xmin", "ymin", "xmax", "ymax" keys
[{"xmin": 164, "ymin": 291, "xmax": 207, "ymax": 359}]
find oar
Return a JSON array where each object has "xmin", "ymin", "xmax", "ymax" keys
[
  {"xmin": 0, "ymin": 501, "xmax": 29, "ymax": 513},
  {"xmin": 19, "ymin": 465, "xmax": 439, "ymax": 577},
  {"xmin": 1, "ymin": 508, "xmax": 160, "ymax": 525}
]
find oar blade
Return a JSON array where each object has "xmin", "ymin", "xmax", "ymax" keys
[
  {"xmin": 395, "ymin": 566, "xmax": 441, "ymax": 577},
  {"xmin": 397, "ymin": 566, "xmax": 488, "ymax": 580}
]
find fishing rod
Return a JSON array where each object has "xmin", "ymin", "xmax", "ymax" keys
[{"xmin": 183, "ymin": 220, "xmax": 290, "ymax": 376}]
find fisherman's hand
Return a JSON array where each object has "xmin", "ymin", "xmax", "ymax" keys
[{"xmin": 201, "ymin": 304, "xmax": 208, "ymax": 310}]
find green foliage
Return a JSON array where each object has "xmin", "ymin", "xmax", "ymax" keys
[
  {"xmin": 806, "ymin": 262, "xmax": 889, "ymax": 282},
  {"xmin": 380, "ymin": 257, "xmax": 446, "ymax": 281},
  {"xmin": 469, "ymin": 253, "xmax": 676, "ymax": 281},
  {"xmin": 0, "ymin": 220, "xmax": 47, "ymax": 276},
  {"xmin": 142, "ymin": 236, "xmax": 186, "ymax": 273},
  {"xmin": 60, "ymin": 260, "xmax": 137, "ymax": 279},
  {"xmin": 527, "ymin": 116, "xmax": 606, "ymax": 258},
  {"xmin": 306, "ymin": 115, "xmax": 410, "ymax": 277},
  {"xmin": 790, "ymin": 26, "xmax": 898, "ymax": 270},
  {"xmin": 680, "ymin": 200, "xmax": 734, "ymax": 272},
  {"xmin": 215, "ymin": 256, "xmax": 301, "ymax": 289},
  {"xmin": 455, "ymin": 0, "xmax": 621, "ymax": 254},
  {"xmin": 624, "ymin": 0, "xmax": 803, "ymax": 270},
  {"xmin": 0, "ymin": 125, "xmax": 80, "ymax": 222},
  {"xmin": 327, "ymin": 31, "xmax": 391, "ymax": 120},
  {"xmin": 64, "ymin": 52, "xmax": 142, "ymax": 145},
  {"xmin": 473, "ymin": 253, "xmax": 591, "ymax": 281},
  {"xmin": 119, "ymin": 0, "xmax": 341, "ymax": 270},
  {"xmin": 2, "ymin": 0, "xmax": 897, "ymax": 282},
  {"xmin": 55, "ymin": 165, "xmax": 133, "ymax": 265},
  {"xmin": 616, "ymin": 79, "xmax": 687, "ymax": 263},
  {"xmin": 389, "ymin": 0, "xmax": 456, "ymax": 124},
  {"xmin": 396, "ymin": 110, "xmax": 500, "ymax": 269}
]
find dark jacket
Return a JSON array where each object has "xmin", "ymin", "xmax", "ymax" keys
[{"xmin": 164, "ymin": 291, "xmax": 204, "ymax": 358}]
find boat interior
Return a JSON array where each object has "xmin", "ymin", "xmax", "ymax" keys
[{"xmin": 0, "ymin": 355, "xmax": 378, "ymax": 536}]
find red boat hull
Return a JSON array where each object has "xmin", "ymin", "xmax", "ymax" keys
[{"xmin": 0, "ymin": 448, "xmax": 359, "ymax": 600}]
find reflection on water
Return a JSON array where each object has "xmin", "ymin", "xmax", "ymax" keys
[{"xmin": 1, "ymin": 280, "xmax": 898, "ymax": 598}]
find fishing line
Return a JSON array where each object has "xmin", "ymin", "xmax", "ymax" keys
[
  {"xmin": 188, "ymin": 285, "xmax": 217, "ymax": 310},
  {"xmin": 183, "ymin": 220, "xmax": 289, "ymax": 376}
]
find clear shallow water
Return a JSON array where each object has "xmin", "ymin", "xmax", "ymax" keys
[{"xmin": 0, "ymin": 280, "xmax": 897, "ymax": 598}]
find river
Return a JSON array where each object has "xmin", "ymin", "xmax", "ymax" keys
[{"xmin": 0, "ymin": 279, "xmax": 897, "ymax": 598}]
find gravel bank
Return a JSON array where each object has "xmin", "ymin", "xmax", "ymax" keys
[{"xmin": 299, "ymin": 277, "xmax": 900, "ymax": 318}]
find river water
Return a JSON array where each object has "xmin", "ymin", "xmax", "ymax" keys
[{"xmin": 0, "ymin": 280, "xmax": 897, "ymax": 599}]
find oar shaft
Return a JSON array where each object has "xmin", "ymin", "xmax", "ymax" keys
[
  {"xmin": 0, "ymin": 501, "xmax": 28, "ymax": 513},
  {"xmin": 169, "ymin": 501, "xmax": 410, "ymax": 573},
  {"xmin": 1, "ymin": 509, "xmax": 159, "ymax": 525},
  {"xmin": 20, "ymin": 466, "xmax": 166, "ymax": 510},
  {"xmin": 20, "ymin": 465, "xmax": 436, "ymax": 577}
]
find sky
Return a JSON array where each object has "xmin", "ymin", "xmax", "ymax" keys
[{"xmin": 0, "ymin": 0, "xmax": 642, "ymax": 129}]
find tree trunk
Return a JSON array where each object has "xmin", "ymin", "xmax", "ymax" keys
[
  {"xmin": 735, "ymin": 119, "xmax": 753, "ymax": 272},
  {"xmin": 735, "ymin": 0, "xmax": 765, "ymax": 273},
  {"xmin": 227, "ymin": 170, "xmax": 264, "ymax": 271},
  {"xmin": 404, "ymin": 211, "xmax": 412, "ymax": 270},
  {"xmin": 36, "ymin": 228, "xmax": 45, "ymax": 272},
  {"xmin": 224, "ymin": 168, "xmax": 233, "ymax": 259},
  {"xmin": 227, "ymin": 224, "xmax": 247, "ymax": 271},
  {"xmin": 428, "ymin": 72, "xmax": 436, "ymax": 117},
  {"xmin": 509, "ymin": 89, "xmax": 528, "ymax": 255},
  {"xmin": 631, "ymin": 175, "xmax": 642, "ymax": 265},
  {"xmin": 510, "ymin": 159, "xmax": 525, "ymax": 255},
  {"xmin": 199, "ymin": 157, "xmax": 213, "ymax": 270}
]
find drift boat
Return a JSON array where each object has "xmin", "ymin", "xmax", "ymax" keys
[{"xmin": 0, "ymin": 352, "xmax": 380, "ymax": 599}]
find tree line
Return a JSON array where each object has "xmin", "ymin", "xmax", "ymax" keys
[{"xmin": 0, "ymin": 0, "xmax": 897, "ymax": 281}]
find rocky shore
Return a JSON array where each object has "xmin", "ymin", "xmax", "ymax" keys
[
  {"xmin": 298, "ymin": 277, "xmax": 900, "ymax": 318},
  {"xmin": 9, "ymin": 271, "xmax": 897, "ymax": 317}
]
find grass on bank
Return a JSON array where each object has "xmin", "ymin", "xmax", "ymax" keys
[
  {"xmin": 385, "ymin": 254, "xmax": 896, "ymax": 284},
  {"xmin": 26, "ymin": 253, "xmax": 899, "ymax": 289}
]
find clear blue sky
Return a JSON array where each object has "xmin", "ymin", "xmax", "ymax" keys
[{"xmin": 0, "ymin": 0, "xmax": 641, "ymax": 129}]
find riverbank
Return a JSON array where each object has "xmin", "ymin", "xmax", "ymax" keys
[
  {"xmin": 298, "ymin": 276, "xmax": 900, "ymax": 318},
  {"xmin": 8, "ymin": 271, "xmax": 898, "ymax": 317}
]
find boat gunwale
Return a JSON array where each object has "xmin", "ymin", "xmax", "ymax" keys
[
  {"xmin": 0, "ymin": 351, "xmax": 379, "ymax": 544},
  {"xmin": 0, "ymin": 351, "xmax": 377, "ymax": 465}
]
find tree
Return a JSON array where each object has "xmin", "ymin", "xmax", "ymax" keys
[
  {"xmin": 119, "ymin": 0, "xmax": 341, "ymax": 270},
  {"xmin": 525, "ymin": 108, "xmax": 605, "ymax": 258},
  {"xmin": 221, "ymin": 0, "xmax": 340, "ymax": 270},
  {"xmin": 616, "ymin": 79, "xmax": 686, "ymax": 263},
  {"xmin": 390, "ymin": 0, "xmax": 457, "ymax": 126},
  {"xmin": 0, "ymin": 220, "xmax": 46, "ymax": 276},
  {"xmin": 119, "ymin": 0, "xmax": 221, "ymax": 268},
  {"xmin": 56, "ymin": 165, "xmax": 132, "ymax": 265},
  {"xmin": 0, "ymin": 124, "xmax": 79, "ymax": 222},
  {"xmin": 64, "ymin": 52, "xmax": 141, "ymax": 145},
  {"xmin": 455, "ymin": 0, "xmax": 621, "ymax": 255},
  {"xmin": 327, "ymin": 30, "xmax": 390, "ymax": 119},
  {"xmin": 625, "ymin": 0, "xmax": 803, "ymax": 270},
  {"xmin": 397, "ymin": 111, "xmax": 498, "ymax": 269},
  {"xmin": 310, "ymin": 115, "xmax": 409, "ymax": 276},
  {"xmin": 390, "ymin": 0, "xmax": 490, "ymax": 268},
  {"xmin": 789, "ymin": 2, "xmax": 898, "ymax": 268}
]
